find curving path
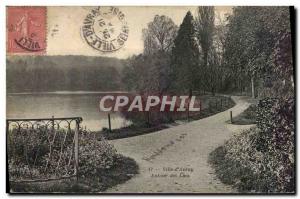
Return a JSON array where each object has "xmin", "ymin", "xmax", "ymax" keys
[{"xmin": 105, "ymin": 96, "xmax": 254, "ymax": 193}]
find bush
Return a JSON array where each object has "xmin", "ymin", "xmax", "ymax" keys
[
  {"xmin": 210, "ymin": 122, "xmax": 294, "ymax": 193},
  {"xmin": 79, "ymin": 132, "xmax": 117, "ymax": 177},
  {"xmin": 9, "ymin": 128, "xmax": 139, "ymax": 193},
  {"xmin": 210, "ymin": 128, "xmax": 285, "ymax": 192},
  {"xmin": 8, "ymin": 127, "xmax": 119, "ymax": 181},
  {"xmin": 255, "ymin": 97, "xmax": 295, "ymax": 191}
]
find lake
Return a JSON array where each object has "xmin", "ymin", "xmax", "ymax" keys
[{"xmin": 6, "ymin": 91, "xmax": 131, "ymax": 131}]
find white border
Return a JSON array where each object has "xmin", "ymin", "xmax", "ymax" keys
[{"xmin": 1, "ymin": 1, "xmax": 298, "ymax": 199}]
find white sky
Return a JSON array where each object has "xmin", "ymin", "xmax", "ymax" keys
[{"xmin": 46, "ymin": 6, "xmax": 232, "ymax": 58}]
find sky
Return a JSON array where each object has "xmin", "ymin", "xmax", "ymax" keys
[{"xmin": 46, "ymin": 6, "xmax": 232, "ymax": 59}]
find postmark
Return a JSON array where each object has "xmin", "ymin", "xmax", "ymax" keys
[
  {"xmin": 81, "ymin": 6, "xmax": 129, "ymax": 52},
  {"xmin": 7, "ymin": 6, "xmax": 47, "ymax": 54}
]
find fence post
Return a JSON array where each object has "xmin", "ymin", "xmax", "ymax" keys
[
  {"xmin": 220, "ymin": 99, "xmax": 223, "ymax": 109},
  {"xmin": 200, "ymin": 101, "xmax": 202, "ymax": 111},
  {"xmin": 230, "ymin": 111, "xmax": 233, "ymax": 123},
  {"xmin": 74, "ymin": 119, "xmax": 79, "ymax": 181},
  {"xmin": 108, "ymin": 113, "xmax": 111, "ymax": 132},
  {"xmin": 51, "ymin": 116, "xmax": 54, "ymax": 131}
]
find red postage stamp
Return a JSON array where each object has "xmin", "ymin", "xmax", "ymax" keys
[{"xmin": 6, "ymin": 6, "xmax": 47, "ymax": 54}]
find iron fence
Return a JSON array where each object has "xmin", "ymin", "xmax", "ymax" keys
[{"xmin": 7, "ymin": 116, "xmax": 82, "ymax": 183}]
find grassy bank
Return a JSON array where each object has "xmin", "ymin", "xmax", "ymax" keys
[
  {"xmin": 209, "ymin": 127, "xmax": 294, "ymax": 193},
  {"xmin": 10, "ymin": 155, "xmax": 139, "ymax": 193},
  {"xmin": 231, "ymin": 104, "xmax": 257, "ymax": 125},
  {"xmin": 99, "ymin": 95, "xmax": 235, "ymax": 140},
  {"xmin": 8, "ymin": 129, "xmax": 139, "ymax": 193}
]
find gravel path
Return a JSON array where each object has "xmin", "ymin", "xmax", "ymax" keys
[{"xmin": 105, "ymin": 96, "xmax": 253, "ymax": 193}]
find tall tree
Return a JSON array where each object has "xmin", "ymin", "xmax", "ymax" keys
[
  {"xmin": 196, "ymin": 6, "xmax": 215, "ymax": 67},
  {"xmin": 143, "ymin": 15, "xmax": 178, "ymax": 55},
  {"xmin": 171, "ymin": 11, "xmax": 201, "ymax": 95}
]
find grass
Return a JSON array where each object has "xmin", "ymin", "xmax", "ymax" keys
[
  {"xmin": 9, "ymin": 155, "xmax": 139, "ymax": 193},
  {"xmin": 98, "ymin": 95, "xmax": 235, "ymax": 140},
  {"xmin": 100, "ymin": 124, "xmax": 168, "ymax": 140},
  {"xmin": 231, "ymin": 104, "xmax": 257, "ymax": 125}
]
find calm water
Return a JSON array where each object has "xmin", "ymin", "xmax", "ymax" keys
[{"xmin": 6, "ymin": 91, "xmax": 131, "ymax": 131}]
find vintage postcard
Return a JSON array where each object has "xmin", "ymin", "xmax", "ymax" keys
[{"xmin": 6, "ymin": 6, "xmax": 295, "ymax": 194}]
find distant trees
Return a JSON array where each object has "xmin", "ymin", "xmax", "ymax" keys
[
  {"xmin": 143, "ymin": 15, "xmax": 178, "ymax": 55},
  {"xmin": 7, "ymin": 56, "xmax": 123, "ymax": 92}
]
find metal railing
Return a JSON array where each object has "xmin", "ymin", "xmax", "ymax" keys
[{"xmin": 7, "ymin": 116, "xmax": 82, "ymax": 183}]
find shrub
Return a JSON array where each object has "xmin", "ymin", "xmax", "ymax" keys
[
  {"xmin": 210, "ymin": 128, "xmax": 286, "ymax": 192},
  {"xmin": 79, "ymin": 132, "xmax": 117, "ymax": 177},
  {"xmin": 8, "ymin": 127, "xmax": 119, "ymax": 181}
]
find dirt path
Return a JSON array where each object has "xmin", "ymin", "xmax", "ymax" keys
[{"xmin": 105, "ymin": 96, "xmax": 254, "ymax": 193}]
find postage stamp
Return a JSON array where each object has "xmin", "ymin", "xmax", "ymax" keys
[
  {"xmin": 81, "ymin": 6, "xmax": 129, "ymax": 52},
  {"xmin": 6, "ymin": 6, "xmax": 47, "ymax": 54}
]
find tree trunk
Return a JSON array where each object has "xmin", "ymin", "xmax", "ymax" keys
[{"xmin": 251, "ymin": 76, "xmax": 255, "ymax": 98}]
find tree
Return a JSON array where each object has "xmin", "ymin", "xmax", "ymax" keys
[
  {"xmin": 196, "ymin": 6, "xmax": 215, "ymax": 67},
  {"xmin": 122, "ymin": 52, "xmax": 171, "ymax": 94},
  {"xmin": 223, "ymin": 7, "xmax": 290, "ymax": 97},
  {"xmin": 143, "ymin": 15, "xmax": 178, "ymax": 55},
  {"xmin": 171, "ymin": 11, "xmax": 201, "ymax": 95},
  {"xmin": 196, "ymin": 6, "xmax": 220, "ymax": 95}
]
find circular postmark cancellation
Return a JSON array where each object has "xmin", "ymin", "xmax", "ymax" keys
[{"xmin": 82, "ymin": 7, "xmax": 129, "ymax": 52}]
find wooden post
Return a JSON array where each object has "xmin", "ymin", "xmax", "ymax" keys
[
  {"xmin": 74, "ymin": 120, "xmax": 79, "ymax": 181},
  {"xmin": 220, "ymin": 99, "xmax": 223, "ymax": 109},
  {"xmin": 200, "ymin": 101, "xmax": 202, "ymax": 111},
  {"xmin": 187, "ymin": 100, "xmax": 190, "ymax": 121},
  {"xmin": 108, "ymin": 113, "xmax": 111, "ymax": 132},
  {"xmin": 51, "ymin": 116, "xmax": 54, "ymax": 131},
  {"xmin": 230, "ymin": 111, "xmax": 233, "ymax": 123}
]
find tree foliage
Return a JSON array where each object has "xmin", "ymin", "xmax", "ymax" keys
[
  {"xmin": 223, "ymin": 7, "xmax": 291, "ymax": 93},
  {"xmin": 196, "ymin": 6, "xmax": 215, "ymax": 67},
  {"xmin": 143, "ymin": 15, "xmax": 178, "ymax": 55},
  {"xmin": 171, "ymin": 11, "xmax": 201, "ymax": 94}
]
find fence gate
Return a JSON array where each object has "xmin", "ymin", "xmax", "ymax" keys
[{"xmin": 7, "ymin": 117, "xmax": 82, "ymax": 183}]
